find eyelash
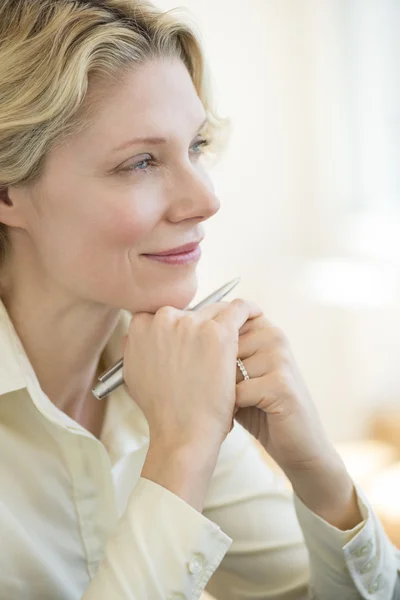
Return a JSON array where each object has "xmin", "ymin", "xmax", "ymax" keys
[{"xmin": 120, "ymin": 138, "xmax": 212, "ymax": 174}]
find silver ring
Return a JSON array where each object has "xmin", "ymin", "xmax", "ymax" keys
[{"xmin": 236, "ymin": 358, "xmax": 250, "ymax": 380}]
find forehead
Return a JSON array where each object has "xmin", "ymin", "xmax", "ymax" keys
[
  {"xmin": 42, "ymin": 58, "xmax": 207, "ymax": 178},
  {"xmin": 80, "ymin": 58, "xmax": 206, "ymax": 150}
]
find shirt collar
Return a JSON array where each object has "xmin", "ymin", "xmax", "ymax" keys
[
  {"xmin": 0, "ymin": 297, "xmax": 30, "ymax": 396},
  {"xmin": 0, "ymin": 297, "xmax": 135, "ymax": 437}
]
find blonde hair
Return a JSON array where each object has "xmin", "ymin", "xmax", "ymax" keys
[{"xmin": 0, "ymin": 0, "xmax": 226, "ymax": 271}]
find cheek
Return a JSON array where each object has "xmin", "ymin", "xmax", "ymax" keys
[
  {"xmin": 97, "ymin": 179, "xmax": 167, "ymax": 252},
  {"xmin": 95, "ymin": 211, "xmax": 146, "ymax": 247},
  {"xmin": 36, "ymin": 177, "xmax": 163, "ymax": 293},
  {"xmin": 70, "ymin": 183, "xmax": 160, "ymax": 251},
  {"xmin": 95, "ymin": 196, "xmax": 158, "ymax": 250}
]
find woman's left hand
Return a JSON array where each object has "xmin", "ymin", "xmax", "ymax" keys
[
  {"xmin": 233, "ymin": 310, "xmax": 364, "ymax": 531},
  {"xmin": 233, "ymin": 312, "xmax": 335, "ymax": 473}
]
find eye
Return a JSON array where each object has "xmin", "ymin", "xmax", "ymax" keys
[
  {"xmin": 120, "ymin": 155, "xmax": 154, "ymax": 173},
  {"xmin": 135, "ymin": 159, "xmax": 151, "ymax": 170},
  {"xmin": 119, "ymin": 138, "xmax": 212, "ymax": 175},
  {"xmin": 190, "ymin": 138, "xmax": 211, "ymax": 155}
]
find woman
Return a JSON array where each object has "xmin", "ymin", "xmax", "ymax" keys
[{"xmin": 0, "ymin": 1, "xmax": 398, "ymax": 598}]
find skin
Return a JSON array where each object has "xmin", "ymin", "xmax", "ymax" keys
[
  {"xmin": 0, "ymin": 56, "xmax": 362, "ymax": 531},
  {"xmin": 0, "ymin": 58, "xmax": 219, "ymax": 434},
  {"xmin": 233, "ymin": 315, "xmax": 363, "ymax": 530}
]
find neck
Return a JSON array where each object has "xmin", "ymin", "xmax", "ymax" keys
[{"xmin": 2, "ymin": 277, "xmax": 121, "ymax": 418}]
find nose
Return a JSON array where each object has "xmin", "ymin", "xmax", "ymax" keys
[{"xmin": 166, "ymin": 163, "xmax": 221, "ymax": 222}]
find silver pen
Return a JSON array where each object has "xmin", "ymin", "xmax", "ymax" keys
[{"xmin": 92, "ymin": 277, "xmax": 241, "ymax": 400}]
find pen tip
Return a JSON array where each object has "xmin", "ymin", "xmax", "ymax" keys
[{"xmin": 226, "ymin": 276, "xmax": 241, "ymax": 289}]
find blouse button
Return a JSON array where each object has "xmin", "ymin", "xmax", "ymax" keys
[
  {"xmin": 368, "ymin": 573, "xmax": 383, "ymax": 594},
  {"xmin": 187, "ymin": 553, "xmax": 205, "ymax": 575},
  {"xmin": 354, "ymin": 539, "xmax": 372, "ymax": 557},
  {"xmin": 360, "ymin": 559, "xmax": 374, "ymax": 574}
]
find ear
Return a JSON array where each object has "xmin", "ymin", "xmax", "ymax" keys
[
  {"xmin": 0, "ymin": 185, "xmax": 28, "ymax": 229},
  {"xmin": 0, "ymin": 187, "xmax": 13, "ymax": 207}
]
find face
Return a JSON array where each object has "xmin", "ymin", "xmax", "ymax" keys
[{"xmin": 8, "ymin": 58, "xmax": 220, "ymax": 313}]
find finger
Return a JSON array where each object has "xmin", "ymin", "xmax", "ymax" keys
[
  {"xmin": 190, "ymin": 300, "xmax": 230, "ymax": 321},
  {"xmin": 238, "ymin": 313, "xmax": 266, "ymax": 335},
  {"xmin": 239, "ymin": 316, "xmax": 285, "ymax": 341},
  {"xmin": 190, "ymin": 298, "xmax": 262, "ymax": 327},
  {"xmin": 235, "ymin": 371, "xmax": 282, "ymax": 410},
  {"xmin": 237, "ymin": 328, "xmax": 280, "ymax": 358},
  {"xmin": 236, "ymin": 350, "xmax": 276, "ymax": 383},
  {"xmin": 212, "ymin": 298, "xmax": 263, "ymax": 331}
]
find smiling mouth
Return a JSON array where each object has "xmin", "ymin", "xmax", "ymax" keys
[
  {"xmin": 142, "ymin": 245, "xmax": 202, "ymax": 265},
  {"xmin": 143, "ymin": 240, "xmax": 203, "ymax": 257}
]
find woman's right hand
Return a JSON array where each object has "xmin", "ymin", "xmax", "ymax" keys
[{"xmin": 122, "ymin": 298, "xmax": 263, "ymax": 451}]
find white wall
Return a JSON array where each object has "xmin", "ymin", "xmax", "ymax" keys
[{"xmin": 154, "ymin": 0, "xmax": 400, "ymax": 442}]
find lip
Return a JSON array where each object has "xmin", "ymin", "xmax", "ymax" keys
[
  {"xmin": 144, "ymin": 245, "xmax": 201, "ymax": 265},
  {"xmin": 144, "ymin": 239, "xmax": 203, "ymax": 256}
]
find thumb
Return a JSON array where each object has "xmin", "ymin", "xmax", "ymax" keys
[{"xmin": 122, "ymin": 334, "xmax": 128, "ymax": 353}]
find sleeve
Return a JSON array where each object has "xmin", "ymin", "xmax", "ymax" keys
[
  {"xmin": 294, "ymin": 483, "xmax": 400, "ymax": 600},
  {"xmin": 82, "ymin": 476, "xmax": 233, "ymax": 600},
  {"xmin": 202, "ymin": 421, "xmax": 310, "ymax": 600},
  {"xmin": 200, "ymin": 421, "xmax": 400, "ymax": 600}
]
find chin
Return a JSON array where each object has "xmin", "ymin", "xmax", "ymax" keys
[{"xmin": 124, "ymin": 273, "xmax": 199, "ymax": 314}]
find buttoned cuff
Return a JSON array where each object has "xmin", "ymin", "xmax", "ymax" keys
[
  {"xmin": 83, "ymin": 475, "xmax": 232, "ymax": 600},
  {"xmin": 130, "ymin": 477, "xmax": 233, "ymax": 599},
  {"xmin": 293, "ymin": 482, "xmax": 399, "ymax": 599}
]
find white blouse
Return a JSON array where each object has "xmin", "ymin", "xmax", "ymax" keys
[{"xmin": 0, "ymin": 298, "xmax": 399, "ymax": 600}]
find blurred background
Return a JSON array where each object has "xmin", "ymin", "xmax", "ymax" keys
[{"xmin": 154, "ymin": 0, "xmax": 400, "ymax": 552}]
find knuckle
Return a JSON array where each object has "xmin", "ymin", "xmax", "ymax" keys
[
  {"xmin": 230, "ymin": 297, "xmax": 248, "ymax": 309},
  {"xmin": 155, "ymin": 305, "xmax": 177, "ymax": 321},
  {"xmin": 179, "ymin": 312, "xmax": 195, "ymax": 326},
  {"xmin": 232, "ymin": 297, "xmax": 264, "ymax": 316},
  {"xmin": 201, "ymin": 319, "xmax": 231, "ymax": 343},
  {"xmin": 271, "ymin": 325, "xmax": 287, "ymax": 346},
  {"xmin": 177, "ymin": 313, "xmax": 197, "ymax": 334},
  {"xmin": 129, "ymin": 311, "xmax": 147, "ymax": 332},
  {"xmin": 213, "ymin": 300, "xmax": 230, "ymax": 309},
  {"xmin": 200, "ymin": 318, "xmax": 220, "ymax": 336}
]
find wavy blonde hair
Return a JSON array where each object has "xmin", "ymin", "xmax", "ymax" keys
[{"xmin": 0, "ymin": 0, "xmax": 226, "ymax": 272}]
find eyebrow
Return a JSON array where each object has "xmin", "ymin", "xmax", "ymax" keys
[{"xmin": 111, "ymin": 117, "xmax": 209, "ymax": 154}]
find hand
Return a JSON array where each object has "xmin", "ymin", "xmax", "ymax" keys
[
  {"xmin": 234, "ymin": 313, "xmax": 364, "ymax": 531},
  {"xmin": 122, "ymin": 298, "xmax": 263, "ymax": 452},
  {"xmin": 233, "ymin": 313, "xmax": 335, "ymax": 473}
]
